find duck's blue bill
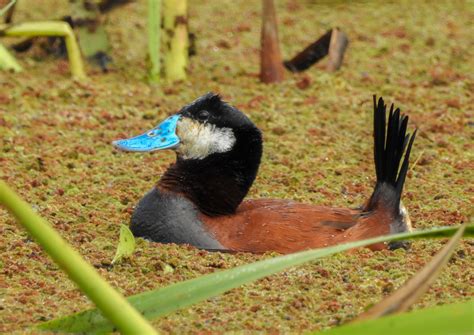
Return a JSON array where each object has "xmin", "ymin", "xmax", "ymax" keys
[{"xmin": 112, "ymin": 114, "xmax": 181, "ymax": 152}]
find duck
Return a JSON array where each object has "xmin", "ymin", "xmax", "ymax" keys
[{"xmin": 113, "ymin": 93, "xmax": 417, "ymax": 254}]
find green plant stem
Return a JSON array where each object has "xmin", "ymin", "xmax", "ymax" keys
[
  {"xmin": 69, "ymin": 0, "xmax": 110, "ymax": 60},
  {"xmin": 0, "ymin": 42, "xmax": 22, "ymax": 72},
  {"xmin": 2, "ymin": 21, "xmax": 86, "ymax": 79},
  {"xmin": 163, "ymin": 0, "xmax": 188, "ymax": 82},
  {"xmin": 0, "ymin": 181, "xmax": 157, "ymax": 335},
  {"xmin": 148, "ymin": 0, "xmax": 161, "ymax": 83}
]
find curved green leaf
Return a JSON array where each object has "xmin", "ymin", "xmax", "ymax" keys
[
  {"xmin": 112, "ymin": 224, "xmax": 136, "ymax": 265},
  {"xmin": 0, "ymin": 43, "xmax": 22, "ymax": 72},
  {"xmin": 1, "ymin": 21, "xmax": 86, "ymax": 78},
  {"xmin": 39, "ymin": 224, "xmax": 473, "ymax": 333},
  {"xmin": 313, "ymin": 300, "xmax": 473, "ymax": 335}
]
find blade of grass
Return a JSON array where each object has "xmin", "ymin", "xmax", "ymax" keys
[
  {"xmin": 0, "ymin": 0, "xmax": 16, "ymax": 17},
  {"xmin": 0, "ymin": 42, "xmax": 21, "ymax": 71},
  {"xmin": 0, "ymin": 181, "xmax": 157, "ymax": 335},
  {"xmin": 148, "ymin": 0, "xmax": 161, "ymax": 83},
  {"xmin": 39, "ymin": 224, "xmax": 473, "ymax": 333},
  {"xmin": 356, "ymin": 224, "xmax": 466, "ymax": 320},
  {"xmin": 312, "ymin": 300, "xmax": 473, "ymax": 335},
  {"xmin": 1, "ymin": 21, "xmax": 86, "ymax": 78}
]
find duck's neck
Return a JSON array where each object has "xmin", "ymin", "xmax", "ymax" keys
[{"xmin": 158, "ymin": 126, "xmax": 262, "ymax": 216}]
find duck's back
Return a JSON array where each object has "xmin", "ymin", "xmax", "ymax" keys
[{"xmin": 200, "ymin": 199, "xmax": 391, "ymax": 254}]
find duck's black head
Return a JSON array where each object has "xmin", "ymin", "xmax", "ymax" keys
[{"xmin": 113, "ymin": 93, "xmax": 263, "ymax": 216}]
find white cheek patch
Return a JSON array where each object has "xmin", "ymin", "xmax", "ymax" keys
[{"xmin": 176, "ymin": 118, "xmax": 236, "ymax": 160}]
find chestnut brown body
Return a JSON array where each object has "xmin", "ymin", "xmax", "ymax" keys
[{"xmin": 201, "ymin": 199, "xmax": 396, "ymax": 253}]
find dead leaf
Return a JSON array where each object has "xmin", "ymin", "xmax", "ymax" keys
[{"xmin": 356, "ymin": 224, "xmax": 466, "ymax": 320}]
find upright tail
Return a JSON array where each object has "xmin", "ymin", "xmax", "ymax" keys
[{"xmin": 365, "ymin": 96, "xmax": 417, "ymax": 226}]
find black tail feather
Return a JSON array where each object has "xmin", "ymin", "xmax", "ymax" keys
[
  {"xmin": 396, "ymin": 128, "xmax": 417, "ymax": 197},
  {"xmin": 368, "ymin": 96, "xmax": 417, "ymax": 212}
]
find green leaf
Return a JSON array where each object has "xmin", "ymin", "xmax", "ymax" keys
[
  {"xmin": 0, "ymin": 0, "xmax": 16, "ymax": 17},
  {"xmin": 0, "ymin": 43, "xmax": 22, "ymax": 72},
  {"xmin": 1, "ymin": 21, "xmax": 86, "ymax": 79},
  {"xmin": 356, "ymin": 224, "xmax": 466, "ymax": 320},
  {"xmin": 38, "ymin": 224, "xmax": 473, "ymax": 333},
  {"xmin": 111, "ymin": 224, "xmax": 136, "ymax": 265},
  {"xmin": 312, "ymin": 300, "xmax": 474, "ymax": 335}
]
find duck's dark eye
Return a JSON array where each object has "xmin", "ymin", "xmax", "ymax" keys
[{"xmin": 197, "ymin": 110, "xmax": 210, "ymax": 121}]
